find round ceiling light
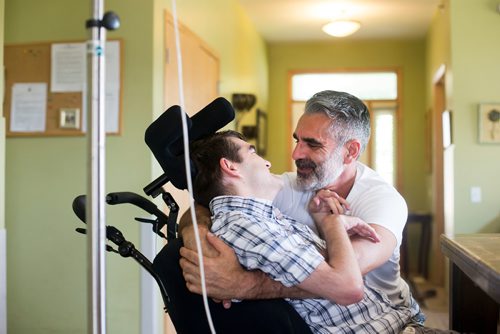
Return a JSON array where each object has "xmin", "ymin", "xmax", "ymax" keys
[{"xmin": 322, "ymin": 20, "xmax": 361, "ymax": 37}]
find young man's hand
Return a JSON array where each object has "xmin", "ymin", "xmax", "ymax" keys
[
  {"xmin": 309, "ymin": 189, "xmax": 380, "ymax": 243},
  {"xmin": 310, "ymin": 189, "xmax": 350, "ymax": 215}
]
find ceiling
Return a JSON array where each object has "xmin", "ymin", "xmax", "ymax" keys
[{"xmin": 238, "ymin": 0, "xmax": 442, "ymax": 42}]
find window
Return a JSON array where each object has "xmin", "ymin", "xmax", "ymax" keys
[{"xmin": 292, "ymin": 72, "xmax": 397, "ymax": 101}]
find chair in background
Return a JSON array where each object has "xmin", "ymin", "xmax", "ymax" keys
[{"xmin": 400, "ymin": 212, "xmax": 436, "ymax": 306}]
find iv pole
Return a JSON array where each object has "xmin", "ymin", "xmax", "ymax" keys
[{"xmin": 85, "ymin": 1, "xmax": 119, "ymax": 333}]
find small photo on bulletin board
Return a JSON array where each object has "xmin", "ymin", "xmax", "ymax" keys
[{"xmin": 4, "ymin": 39, "xmax": 123, "ymax": 137}]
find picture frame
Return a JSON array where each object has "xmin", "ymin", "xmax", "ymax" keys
[
  {"xmin": 59, "ymin": 108, "xmax": 80, "ymax": 129},
  {"xmin": 256, "ymin": 108, "xmax": 267, "ymax": 156},
  {"xmin": 478, "ymin": 103, "xmax": 500, "ymax": 144}
]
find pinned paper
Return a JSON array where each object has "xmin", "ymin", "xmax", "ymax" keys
[{"xmin": 10, "ymin": 83, "xmax": 47, "ymax": 132}]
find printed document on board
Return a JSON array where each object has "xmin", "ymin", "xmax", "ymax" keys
[
  {"xmin": 51, "ymin": 43, "xmax": 86, "ymax": 92},
  {"xmin": 10, "ymin": 83, "xmax": 47, "ymax": 132}
]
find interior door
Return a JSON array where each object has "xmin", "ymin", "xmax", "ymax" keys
[{"xmin": 164, "ymin": 13, "xmax": 219, "ymax": 113}]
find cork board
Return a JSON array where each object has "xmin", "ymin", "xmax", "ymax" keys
[{"xmin": 3, "ymin": 40, "xmax": 122, "ymax": 137}]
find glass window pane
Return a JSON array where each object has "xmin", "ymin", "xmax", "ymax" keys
[
  {"xmin": 292, "ymin": 72, "xmax": 397, "ymax": 101},
  {"xmin": 373, "ymin": 110, "xmax": 395, "ymax": 186}
]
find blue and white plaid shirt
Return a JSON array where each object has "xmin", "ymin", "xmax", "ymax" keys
[{"xmin": 210, "ymin": 196, "xmax": 414, "ymax": 334}]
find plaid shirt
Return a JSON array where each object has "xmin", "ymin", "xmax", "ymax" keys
[{"xmin": 210, "ymin": 196, "xmax": 413, "ymax": 334}]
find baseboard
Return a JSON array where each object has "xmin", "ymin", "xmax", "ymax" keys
[{"xmin": 0, "ymin": 229, "xmax": 6, "ymax": 334}]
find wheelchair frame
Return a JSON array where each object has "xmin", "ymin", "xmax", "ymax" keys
[{"xmin": 72, "ymin": 173, "xmax": 180, "ymax": 313}]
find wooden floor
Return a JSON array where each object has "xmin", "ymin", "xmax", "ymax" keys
[{"xmin": 411, "ymin": 277, "xmax": 449, "ymax": 330}]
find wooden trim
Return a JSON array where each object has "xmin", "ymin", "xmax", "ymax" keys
[{"xmin": 431, "ymin": 65, "xmax": 446, "ymax": 286}]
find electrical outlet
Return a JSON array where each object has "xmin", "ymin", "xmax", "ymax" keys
[{"xmin": 470, "ymin": 187, "xmax": 482, "ymax": 203}]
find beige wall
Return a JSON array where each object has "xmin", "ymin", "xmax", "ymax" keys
[
  {"xmin": 4, "ymin": 0, "xmax": 267, "ymax": 333},
  {"xmin": 266, "ymin": 39, "xmax": 429, "ymax": 213}
]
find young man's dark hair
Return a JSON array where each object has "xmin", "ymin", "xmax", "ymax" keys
[{"xmin": 190, "ymin": 130, "xmax": 245, "ymax": 207}]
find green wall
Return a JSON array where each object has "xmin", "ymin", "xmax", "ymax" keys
[
  {"xmin": 4, "ymin": 0, "xmax": 267, "ymax": 333},
  {"xmin": 6, "ymin": 0, "xmax": 498, "ymax": 333},
  {"xmin": 448, "ymin": 0, "xmax": 500, "ymax": 233},
  {"xmin": 266, "ymin": 40, "xmax": 429, "ymax": 212},
  {"xmin": 5, "ymin": 1, "xmax": 155, "ymax": 333},
  {"xmin": 1, "ymin": 0, "xmax": 6, "ymax": 330},
  {"xmin": 426, "ymin": 0, "xmax": 500, "ymax": 235},
  {"xmin": 1, "ymin": 0, "xmax": 5, "ymax": 232}
]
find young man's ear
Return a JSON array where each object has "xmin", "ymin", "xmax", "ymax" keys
[
  {"xmin": 219, "ymin": 157, "xmax": 239, "ymax": 177},
  {"xmin": 344, "ymin": 140, "xmax": 361, "ymax": 164}
]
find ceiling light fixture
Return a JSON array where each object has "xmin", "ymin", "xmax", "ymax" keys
[{"xmin": 322, "ymin": 19, "xmax": 361, "ymax": 37}]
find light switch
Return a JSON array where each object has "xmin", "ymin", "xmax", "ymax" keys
[{"xmin": 470, "ymin": 187, "xmax": 482, "ymax": 203}]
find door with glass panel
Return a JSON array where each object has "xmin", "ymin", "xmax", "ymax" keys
[{"xmin": 289, "ymin": 70, "xmax": 401, "ymax": 189}]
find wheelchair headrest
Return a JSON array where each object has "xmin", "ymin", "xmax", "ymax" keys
[{"xmin": 145, "ymin": 97, "xmax": 235, "ymax": 190}]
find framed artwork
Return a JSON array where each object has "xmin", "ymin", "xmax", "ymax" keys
[
  {"xmin": 478, "ymin": 103, "xmax": 500, "ymax": 144},
  {"xmin": 256, "ymin": 108, "xmax": 267, "ymax": 156}
]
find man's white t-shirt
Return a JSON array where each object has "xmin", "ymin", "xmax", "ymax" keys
[{"xmin": 273, "ymin": 162, "xmax": 415, "ymax": 310}]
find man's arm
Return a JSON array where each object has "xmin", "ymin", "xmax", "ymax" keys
[
  {"xmin": 180, "ymin": 232, "xmax": 313, "ymax": 300},
  {"xmin": 184, "ymin": 208, "xmax": 363, "ymax": 305},
  {"xmin": 180, "ymin": 223, "xmax": 381, "ymax": 301},
  {"xmin": 178, "ymin": 203, "xmax": 211, "ymax": 238},
  {"xmin": 311, "ymin": 190, "xmax": 394, "ymax": 275},
  {"xmin": 179, "ymin": 203, "xmax": 317, "ymax": 300},
  {"xmin": 351, "ymin": 223, "xmax": 396, "ymax": 275},
  {"xmin": 297, "ymin": 213, "xmax": 364, "ymax": 305},
  {"xmin": 178, "ymin": 204, "xmax": 308, "ymax": 299},
  {"xmin": 178, "ymin": 204, "xmax": 220, "ymax": 259},
  {"xmin": 180, "ymin": 194, "xmax": 375, "ymax": 302}
]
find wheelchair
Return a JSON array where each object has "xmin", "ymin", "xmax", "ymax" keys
[{"xmin": 72, "ymin": 97, "xmax": 312, "ymax": 333}]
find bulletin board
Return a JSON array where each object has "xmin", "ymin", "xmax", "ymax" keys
[{"xmin": 3, "ymin": 39, "xmax": 123, "ymax": 137}]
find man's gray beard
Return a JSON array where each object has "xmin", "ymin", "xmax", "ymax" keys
[{"xmin": 296, "ymin": 150, "xmax": 344, "ymax": 191}]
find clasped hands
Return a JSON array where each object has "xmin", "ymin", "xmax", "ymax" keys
[{"xmin": 309, "ymin": 189, "xmax": 380, "ymax": 242}]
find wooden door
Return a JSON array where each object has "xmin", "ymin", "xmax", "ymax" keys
[{"xmin": 164, "ymin": 12, "xmax": 219, "ymax": 113}]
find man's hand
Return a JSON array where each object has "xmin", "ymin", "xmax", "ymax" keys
[
  {"xmin": 180, "ymin": 231, "xmax": 250, "ymax": 301},
  {"xmin": 309, "ymin": 190, "xmax": 379, "ymax": 243},
  {"xmin": 311, "ymin": 189, "xmax": 350, "ymax": 215},
  {"xmin": 339, "ymin": 216, "xmax": 380, "ymax": 243}
]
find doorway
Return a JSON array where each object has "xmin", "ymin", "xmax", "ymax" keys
[{"xmin": 430, "ymin": 64, "xmax": 451, "ymax": 287}]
